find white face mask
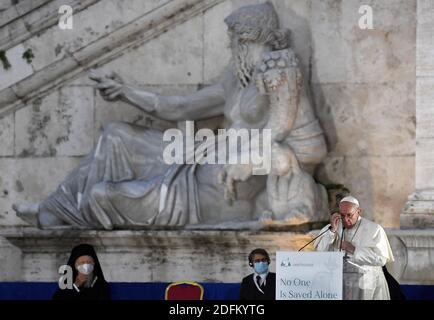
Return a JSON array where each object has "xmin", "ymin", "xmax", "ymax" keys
[{"xmin": 77, "ymin": 263, "xmax": 94, "ymax": 275}]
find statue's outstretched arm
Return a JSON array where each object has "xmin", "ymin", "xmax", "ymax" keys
[
  {"xmin": 89, "ymin": 69, "xmax": 225, "ymax": 122},
  {"xmin": 126, "ymin": 84, "xmax": 225, "ymax": 121}
]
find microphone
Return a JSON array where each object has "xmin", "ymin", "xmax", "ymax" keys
[
  {"xmin": 298, "ymin": 225, "xmax": 333, "ymax": 251},
  {"xmin": 339, "ymin": 224, "xmax": 345, "ymax": 252}
]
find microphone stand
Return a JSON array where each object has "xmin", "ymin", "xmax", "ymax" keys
[
  {"xmin": 339, "ymin": 225, "xmax": 345, "ymax": 252},
  {"xmin": 298, "ymin": 226, "xmax": 332, "ymax": 251}
]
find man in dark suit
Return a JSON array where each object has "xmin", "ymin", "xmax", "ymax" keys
[{"xmin": 240, "ymin": 248, "xmax": 276, "ymax": 300}]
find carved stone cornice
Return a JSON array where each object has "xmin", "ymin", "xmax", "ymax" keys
[
  {"xmin": 402, "ymin": 190, "xmax": 434, "ymax": 228},
  {"xmin": 2, "ymin": 227, "xmax": 312, "ymax": 253}
]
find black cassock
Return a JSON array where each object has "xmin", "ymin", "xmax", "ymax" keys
[
  {"xmin": 383, "ymin": 266, "xmax": 406, "ymax": 300},
  {"xmin": 52, "ymin": 244, "xmax": 110, "ymax": 300},
  {"xmin": 239, "ymin": 272, "xmax": 276, "ymax": 300}
]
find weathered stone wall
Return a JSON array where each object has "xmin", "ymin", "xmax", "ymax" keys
[{"xmin": 0, "ymin": 0, "xmax": 416, "ymax": 230}]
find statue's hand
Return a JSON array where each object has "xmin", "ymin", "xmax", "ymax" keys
[
  {"xmin": 270, "ymin": 142, "xmax": 294, "ymax": 177},
  {"xmin": 218, "ymin": 164, "xmax": 253, "ymax": 205},
  {"xmin": 89, "ymin": 69, "xmax": 125, "ymax": 101}
]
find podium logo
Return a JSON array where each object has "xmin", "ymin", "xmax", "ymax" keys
[
  {"xmin": 281, "ymin": 259, "xmax": 314, "ymax": 268},
  {"xmin": 281, "ymin": 258, "xmax": 291, "ymax": 267}
]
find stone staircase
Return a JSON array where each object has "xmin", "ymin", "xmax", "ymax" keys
[{"xmin": 0, "ymin": 0, "xmax": 225, "ymax": 117}]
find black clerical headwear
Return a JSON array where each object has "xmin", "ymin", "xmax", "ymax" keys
[{"xmin": 66, "ymin": 243, "xmax": 106, "ymax": 282}]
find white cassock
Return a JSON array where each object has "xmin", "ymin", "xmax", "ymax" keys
[{"xmin": 314, "ymin": 216, "xmax": 394, "ymax": 300}]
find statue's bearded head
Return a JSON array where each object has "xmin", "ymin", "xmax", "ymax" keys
[{"xmin": 224, "ymin": 2, "xmax": 290, "ymax": 87}]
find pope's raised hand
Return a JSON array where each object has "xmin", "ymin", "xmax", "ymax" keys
[{"xmin": 330, "ymin": 212, "xmax": 340, "ymax": 233}]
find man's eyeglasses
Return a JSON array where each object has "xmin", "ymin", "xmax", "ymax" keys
[{"xmin": 339, "ymin": 210, "xmax": 358, "ymax": 219}]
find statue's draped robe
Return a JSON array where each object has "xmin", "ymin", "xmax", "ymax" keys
[
  {"xmin": 40, "ymin": 124, "xmax": 201, "ymax": 229},
  {"xmin": 40, "ymin": 62, "xmax": 326, "ymax": 229},
  {"xmin": 314, "ymin": 217, "xmax": 395, "ymax": 300}
]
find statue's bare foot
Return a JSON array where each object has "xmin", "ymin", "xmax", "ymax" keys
[{"xmin": 12, "ymin": 203, "xmax": 40, "ymax": 226}]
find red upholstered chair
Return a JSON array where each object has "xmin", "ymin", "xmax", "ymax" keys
[{"xmin": 165, "ymin": 282, "xmax": 204, "ymax": 300}]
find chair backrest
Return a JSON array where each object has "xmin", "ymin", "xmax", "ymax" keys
[{"xmin": 165, "ymin": 282, "xmax": 204, "ymax": 300}]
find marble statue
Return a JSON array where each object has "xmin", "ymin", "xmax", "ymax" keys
[{"xmin": 13, "ymin": 2, "xmax": 329, "ymax": 230}]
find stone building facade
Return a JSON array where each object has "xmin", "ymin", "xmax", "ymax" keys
[{"xmin": 0, "ymin": 0, "xmax": 432, "ymax": 285}]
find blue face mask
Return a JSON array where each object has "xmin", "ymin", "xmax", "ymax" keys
[{"xmin": 254, "ymin": 262, "xmax": 269, "ymax": 274}]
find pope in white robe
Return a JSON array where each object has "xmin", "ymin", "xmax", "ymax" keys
[{"xmin": 314, "ymin": 196, "xmax": 394, "ymax": 300}]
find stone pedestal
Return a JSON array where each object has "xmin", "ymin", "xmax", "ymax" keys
[
  {"xmin": 1, "ymin": 227, "xmax": 433, "ymax": 285},
  {"xmin": 387, "ymin": 229, "xmax": 434, "ymax": 285},
  {"xmin": 0, "ymin": 236, "xmax": 22, "ymax": 281},
  {"xmin": 2, "ymin": 227, "xmax": 313, "ymax": 282}
]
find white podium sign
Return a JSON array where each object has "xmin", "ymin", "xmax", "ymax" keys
[{"xmin": 276, "ymin": 251, "xmax": 344, "ymax": 300}]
